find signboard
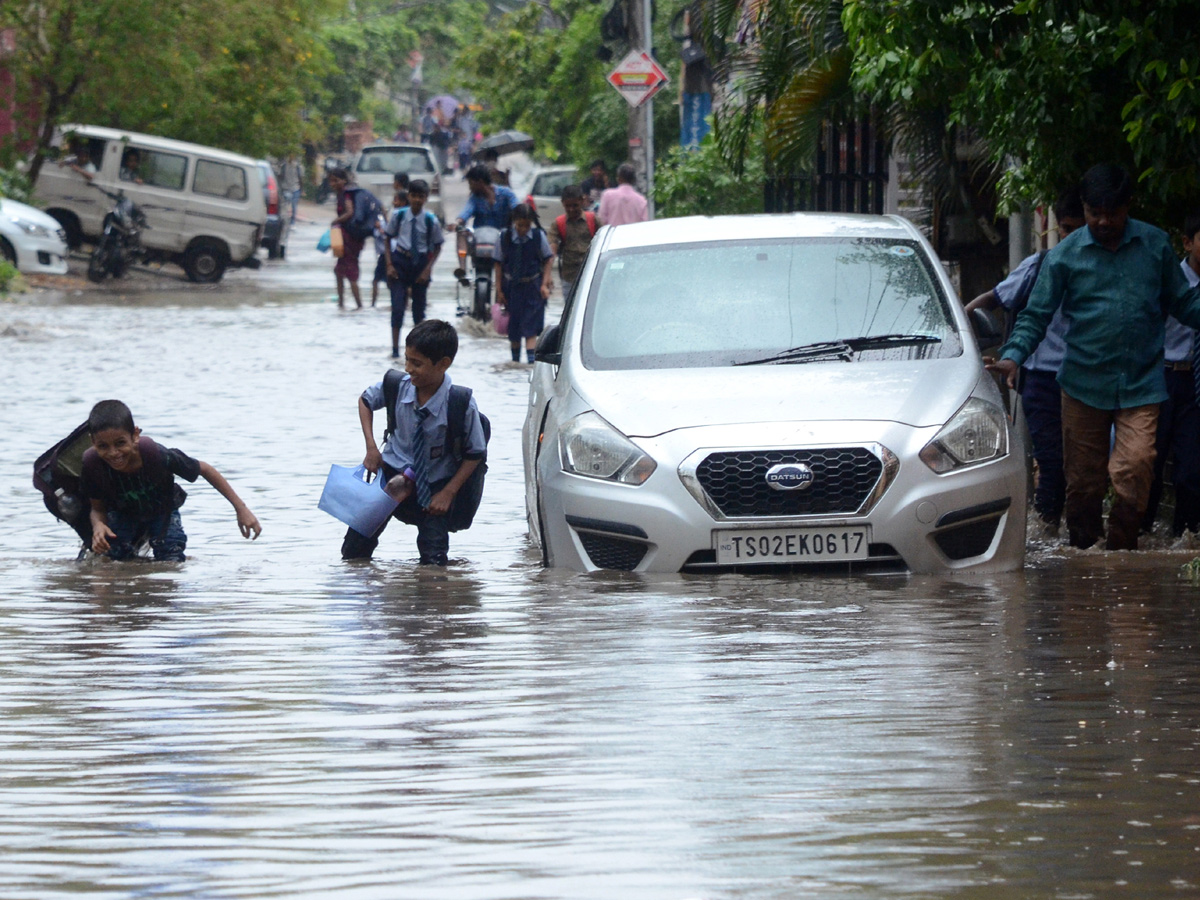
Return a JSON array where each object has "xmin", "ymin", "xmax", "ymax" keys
[{"xmin": 607, "ymin": 51, "xmax": 669, "ymax": 108}]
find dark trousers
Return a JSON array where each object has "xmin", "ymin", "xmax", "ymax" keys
[
  {"xmin": 1020, "ymin": 368, "xmax": 1066, "ymax": 524},
  {"xmin": 340, "ymin": 464, "xmax": 450, "ymax": 564},
  {"xmin": 1144, "ymin": 367, "xmax": 1200, "ymax": 534},
  {"xmin": 106, "ymin": 509, "xmax": 187, "ymax": 561},
  {"xmin": 389, "ymin": 253, "xmax": 430, "ymax": 329}
]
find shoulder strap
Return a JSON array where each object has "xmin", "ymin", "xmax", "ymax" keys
[
  {"xmin": 555, "ymin": 214, "xmax": 567, "ymax": 242},
  {"xmin": 383, "ymin": 368, "xmax": 404, "ymax": 440},
  {"xmin": 446, "ymin": 385, "xmax": 470, "ymax": 460},
  {"xmin": 585, "ymin": 211, "xmax": 596, "ymax": 235}
]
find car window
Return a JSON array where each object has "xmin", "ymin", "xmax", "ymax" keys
[
  {"xmin": 194, "ymin": 160, "xmax": 248, "ymax": 201},
  {"xmin": 356, "ymin": 148, "xmax": 436, "ymax": 175},
  {"xmin": 533, "ymin": 170, "xmax": 578, "ymax": 197},
  {"xmin": 124, "ymin": 148, "xmax": 187, "ymax": 190},
  {"xmin": 582, "ymin": 238, "xmax": 962, "ymax": 370}
]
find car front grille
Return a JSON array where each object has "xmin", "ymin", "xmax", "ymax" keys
[{"xmin": 694, "ymin": 448, "xmax": 885, "ymax": 518}]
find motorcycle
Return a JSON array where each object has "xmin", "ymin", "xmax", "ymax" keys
[
  {"xmin": 87, "ymin": 185, "xmax": 148, "ymax": 283},
  {"xmin": 454, "ymin": 224, "xmax": 501, "ymax": 322},
  {"xmin": 315, "ymin": 156, "xmax": 347, "ymax": 204}
]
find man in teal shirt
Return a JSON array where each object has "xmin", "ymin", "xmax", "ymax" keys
[{"xmin": 989, "ymin": 164, "xmax": 1200, "ymax": 551}]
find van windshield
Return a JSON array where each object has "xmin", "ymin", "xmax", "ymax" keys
[
  {"xmin": 357, "ymin": 148, "xmax": 435, "ymax": 175},
  {"xmin": 581, "ymin": 238, "xmax": 962, "ymax": 370}
]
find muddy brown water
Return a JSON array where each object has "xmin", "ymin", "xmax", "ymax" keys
[{"xmin": 1, "ymin": 209, "xmax": 1199, "ymax": 898}]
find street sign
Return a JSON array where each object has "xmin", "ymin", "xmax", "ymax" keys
[{"xmin": 607, "ymin": 51, "xmax": 670, "ymax": 108}]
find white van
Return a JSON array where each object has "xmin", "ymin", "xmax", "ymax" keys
[{"xmin": 34, "ymin": 125, "xmax": 267, "ymax": 282}]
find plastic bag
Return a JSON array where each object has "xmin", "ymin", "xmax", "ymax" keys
[
  {"xmin": 491, "ymin": 302, "xmax": 509, "ymax": 337},
  {"xmin": 316, "ymin": 229, "xmax": 331, "ymax": 253},
  {"xmin": 318, "ymin": 465, "xmax": 398, "ymax": 536}
]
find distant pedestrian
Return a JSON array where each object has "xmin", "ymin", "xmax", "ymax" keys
[
  {"xmin": 495, "ymin": 203, "xmax": 554, "ymax": 364},
  {"xmin": 385, "ymin": 180, "xmax": 443, "ymax": 358},
  {"xmin": 1143, "ymin": 210, "xmax": 1200, "ymax": 536},
  {"xmin": 328, "ymin": 167, "xmax": 364, "ymax": 310},
  {"xmin": 988, "ymin": 164, "xmax": 1200, "ymax": 550},
  {"xmin": 966, "ymin": 190, "xmax": 1085, "ymax": 533},
  {"xmin": 457, "ymin": 133, "xmax": 473, "ymax": 172},
  {"xmin": 370, "ymin": 194, "xmax": 398, "ymax": 309},
  {"xmin": 579, "ymin": 159, "xmax": 609, "ymax": 209},
  {"xmin": 598, "ymin": 163, "xmax": 648, "ymax": 227},
  {"xmin": 552, "ymin": 184, "xmax": 597, "ymax": 296},
  {"xmin": 281, "ymin": 155, "xmax": 304, "ymax": 224},
  {"xmin": 419, "ymin": 111, "xmax": 435, "ymax": 145}
]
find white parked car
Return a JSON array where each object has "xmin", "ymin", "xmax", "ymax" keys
[
  {"xmin": 517, "ymin": 164, "xmax": 580, "ymax": 225},
  {"xmin": 523, "ymin": 213, "xmax": 1029, "ymax": 574},
  {"xmin": 350, "ymin": 143, "xmax": 443, "ymax": 222},
  {"xmin": 0, "ymin": 197, "xmax": 69, "ymax": 275}
]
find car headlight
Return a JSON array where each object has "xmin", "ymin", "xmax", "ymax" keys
[
  {"xmin": 919, "ymin": 398, "xmax": 1008, "ymax": 473},
  {"xmin": 559, "ymin": 411, "xmax": 657, "ymax": 485},
  {"xmin": 10, "ymin": 217, "xmax": 52, "ymax": 238}
]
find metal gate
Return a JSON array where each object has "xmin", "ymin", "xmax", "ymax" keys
[{"xmin": 764, "ymin": 116, "xmax": 888, "ymax": 214}]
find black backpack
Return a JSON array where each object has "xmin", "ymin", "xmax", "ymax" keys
[
  {"xmin": 33, "ymin": 421, "xmax": 95, "ymax": 546},
  {"xmin": 383, "ymin": 368, "xmax": 491, "ymax": 532},
  {"xmin": 347, "ymin": 187, "xmax": 385, "ymax": 240}
]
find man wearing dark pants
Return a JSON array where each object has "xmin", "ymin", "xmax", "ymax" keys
[{"xmin": 989, "ymin": 164, "xmax": 1200, "ymax": 550}]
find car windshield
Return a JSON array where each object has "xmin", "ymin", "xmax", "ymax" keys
[
  {"xmin": 533, "ymin": 169, "xmax": 578, "ymax": 197},
  {"xmin": 581, "ymin": 238, "xmax": 962, "ymax": 370},
  {"xmin": 356, "ymin": 148, "xmax": 435, "ymax": 176}
]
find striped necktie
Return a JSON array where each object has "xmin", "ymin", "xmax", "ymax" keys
[
  {"xmin": 411, "ymin": 406, "xmax": 433, "ymax": 509},
  {"xmin": 1193, "ymin": 329, "xmax": 1200, "ymax": 400}
]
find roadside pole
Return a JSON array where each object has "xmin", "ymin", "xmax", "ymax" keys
[
  {"xmin": 612, "ymin": 0, "xmax": 667, "ymax": 218},
  {"xmin": 640, "ymin": 0, "xmax": 654, "ymax": 218}
]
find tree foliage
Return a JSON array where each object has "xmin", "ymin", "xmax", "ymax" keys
[
  {"xmin": 843, "ymin": 0, "xmax": 1200, "ymax": 221},
  {"xmin": 4, "ymin": 0, "xmax": 329, "ymax": 182},
  {"xmin": 655, "ymin": 134, "xmax": 765, "ymax": 217},
  {"xmin": 454, "ymin": 0, "xmax": 682, "ymax": 166}
]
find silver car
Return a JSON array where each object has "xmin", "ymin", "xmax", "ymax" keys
[
  {"xmin": 523, "ymin": 213, "xmax": 1029, "ymax": 574},
  {"xmin": 350, "ymin": 143, "xmax": 443, "ymax": 222}
]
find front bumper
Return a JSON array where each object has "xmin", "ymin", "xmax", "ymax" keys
[
  {"xmin": 538, "ymin": 419, "xmax": 1027, "ymax": 575},
  {"xmin": 10, "ymin": 233, "xmax": 69, "ymax": 275}
]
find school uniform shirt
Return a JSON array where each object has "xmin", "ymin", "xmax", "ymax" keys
[
  {"xmin": 80, "ymin": 438, "xmax": 201, "ymax": 519},
  {"xmin": 493, "ymin": 228, "xmax": 553, "ymax": 268},
  {"xmin": 993, "ymin": 251, "xmax": 1067, "ymax": 374},
  {"xmin": 1001, "ymin": 218, "xmax": 1200, "ymax": 410},
  {"xmin": 361, "ymin": 374, "xmax": 487, "ymax": 483},
  {"xmin": 1164, "ymin": 258, "xmax": 1200, "ymax": 363},
  {"xmin": 387, "ymin": 207, "xmax": 444, "ymax": 255}
]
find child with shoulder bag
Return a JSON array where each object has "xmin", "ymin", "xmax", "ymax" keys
[{"xmin": 384, "ymin": 180, "xmax": 443, "ymax": 358}]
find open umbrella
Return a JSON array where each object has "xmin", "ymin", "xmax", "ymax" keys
[
  {"xmin": 472, "ymin": 130, "xmax": 535, "ymax": 159},
  {"xmin": 424, "ymin": 95, "xmax": 460, "ymax": 122}
]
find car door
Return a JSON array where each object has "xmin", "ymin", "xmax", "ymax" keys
[{"xmin": 115, "ymin": 144, "xmax": 189, "ymax": 252}]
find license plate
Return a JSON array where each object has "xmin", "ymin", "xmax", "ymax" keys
[{"xmin": 714, "ymin": 527, "xmax": 870, "ymax": 565}]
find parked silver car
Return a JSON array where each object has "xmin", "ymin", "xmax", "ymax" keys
[
  {"xmin": 523, "ymin": 213, "xmax": 1029, "ymax": 574},
  {"xmin": 350, "ymin": 143, "xmax": 443, "ymax": 222}
]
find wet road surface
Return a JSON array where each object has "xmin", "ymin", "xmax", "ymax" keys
[{"xmin": 2, "ymin": 189, "xmax": 1200, "ymax": 898}]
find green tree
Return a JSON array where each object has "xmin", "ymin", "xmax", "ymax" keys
[
  {"xmin": 843, "ymin": 0, "xmax": 1200, "ymax": 221},
  {"xmin": 655, "ymin": 134, "xmax": 765, "ymax": 217}
]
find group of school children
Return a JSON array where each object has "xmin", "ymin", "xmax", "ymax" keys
[{"xmin": 62, "ymin": 320, "xmax": 487, "ymax": 568}]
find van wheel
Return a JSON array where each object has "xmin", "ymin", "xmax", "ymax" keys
[{"xmin": 184, "ymin": 241, "xmax": 227, "ymax": 283}]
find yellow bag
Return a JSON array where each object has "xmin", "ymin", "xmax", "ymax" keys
[{"xmin": 330, "ymin": 225, "xmax": 345, "ymax": 258}]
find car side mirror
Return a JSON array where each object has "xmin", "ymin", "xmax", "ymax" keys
[
  {"xmin": 969, "ymin": 308, "xmax": 1004, "ymax": 352},
  {"xmin": 535, "ymin": 323, "xmax": 563, "ymax": 366}
]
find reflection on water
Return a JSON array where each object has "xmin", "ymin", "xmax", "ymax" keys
[{"xmin": 2, "ymin": 262, "xmax": 1199, "ymax": 897}]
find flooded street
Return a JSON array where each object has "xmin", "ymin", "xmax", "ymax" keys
[{"xmin": 2, "ymin": 192, "xmax": 1200, "ymax": 898}]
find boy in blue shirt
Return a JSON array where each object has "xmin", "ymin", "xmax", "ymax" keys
[
  {"xmin": 341, "ymin": 320, "xmax": 487, "ymax": 565},
  {"xmin": 384, "ymin": 179, "xmax": 443, "ymax": 358}
]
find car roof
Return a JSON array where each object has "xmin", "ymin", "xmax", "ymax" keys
[
  {"xmin": 601, "ymin": 212, "xmax": 923, "ymax": 250},
  {"xmin": 58, "ymin": 124, "xmax": 258, "ymax": 166},
  {"xmin": 356, "ymin": 143, "xmax": 433, "ymax": 154}
]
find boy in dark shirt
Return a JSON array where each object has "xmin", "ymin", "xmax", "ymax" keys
[{"xmin": 81, "ymin": 400, "xmax": 261, "ymax": 561}]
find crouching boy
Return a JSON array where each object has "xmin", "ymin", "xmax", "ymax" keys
[
  {"xmin": 342, "ymin": 319, "xmax": 487, "ymax": 565},
  {"xmin": 82, "ymin": 400, "xmax": 261, "ymax": 561}
]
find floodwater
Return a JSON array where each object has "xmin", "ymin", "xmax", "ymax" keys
[{"xmin": 1, "ymin": 200, "xmax": 1199, "ymax": 899}]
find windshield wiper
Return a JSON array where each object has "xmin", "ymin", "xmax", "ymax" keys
[{"xmin": 735, "ymin": 334, "xmax": 942, "ymax": 367}]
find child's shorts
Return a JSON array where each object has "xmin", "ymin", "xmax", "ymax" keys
[{"xmin": 373, "ymin": 253, "xmax": 388, "ymax": 283}]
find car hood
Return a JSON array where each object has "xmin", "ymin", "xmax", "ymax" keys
[
  {"xmin": 575, "ymin": 360, "xmax": 977, "ymax": 438},
  {"xmin": 0, "ymin": 198, "xmax": 62, "ymax": 231}
]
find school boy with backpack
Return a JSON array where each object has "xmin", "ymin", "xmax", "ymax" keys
[
  {"xmin": 384, "ymin": 179, "xmax": 444, "ymax": 358},
  {"xmin": 77, "ymin": 399, "xmax": 261, "ymax": 560},
  {"xmin": 552, "ymin": 184, "xmax": 596, "ymax": 297},
  {"xmin": 341, "ymin": 320, "xmax": 489, "ymax": 565}
]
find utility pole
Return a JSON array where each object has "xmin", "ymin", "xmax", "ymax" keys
[{"xmin": 626, "ymin": 0, "xmax": 655, "ymax": 217}]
